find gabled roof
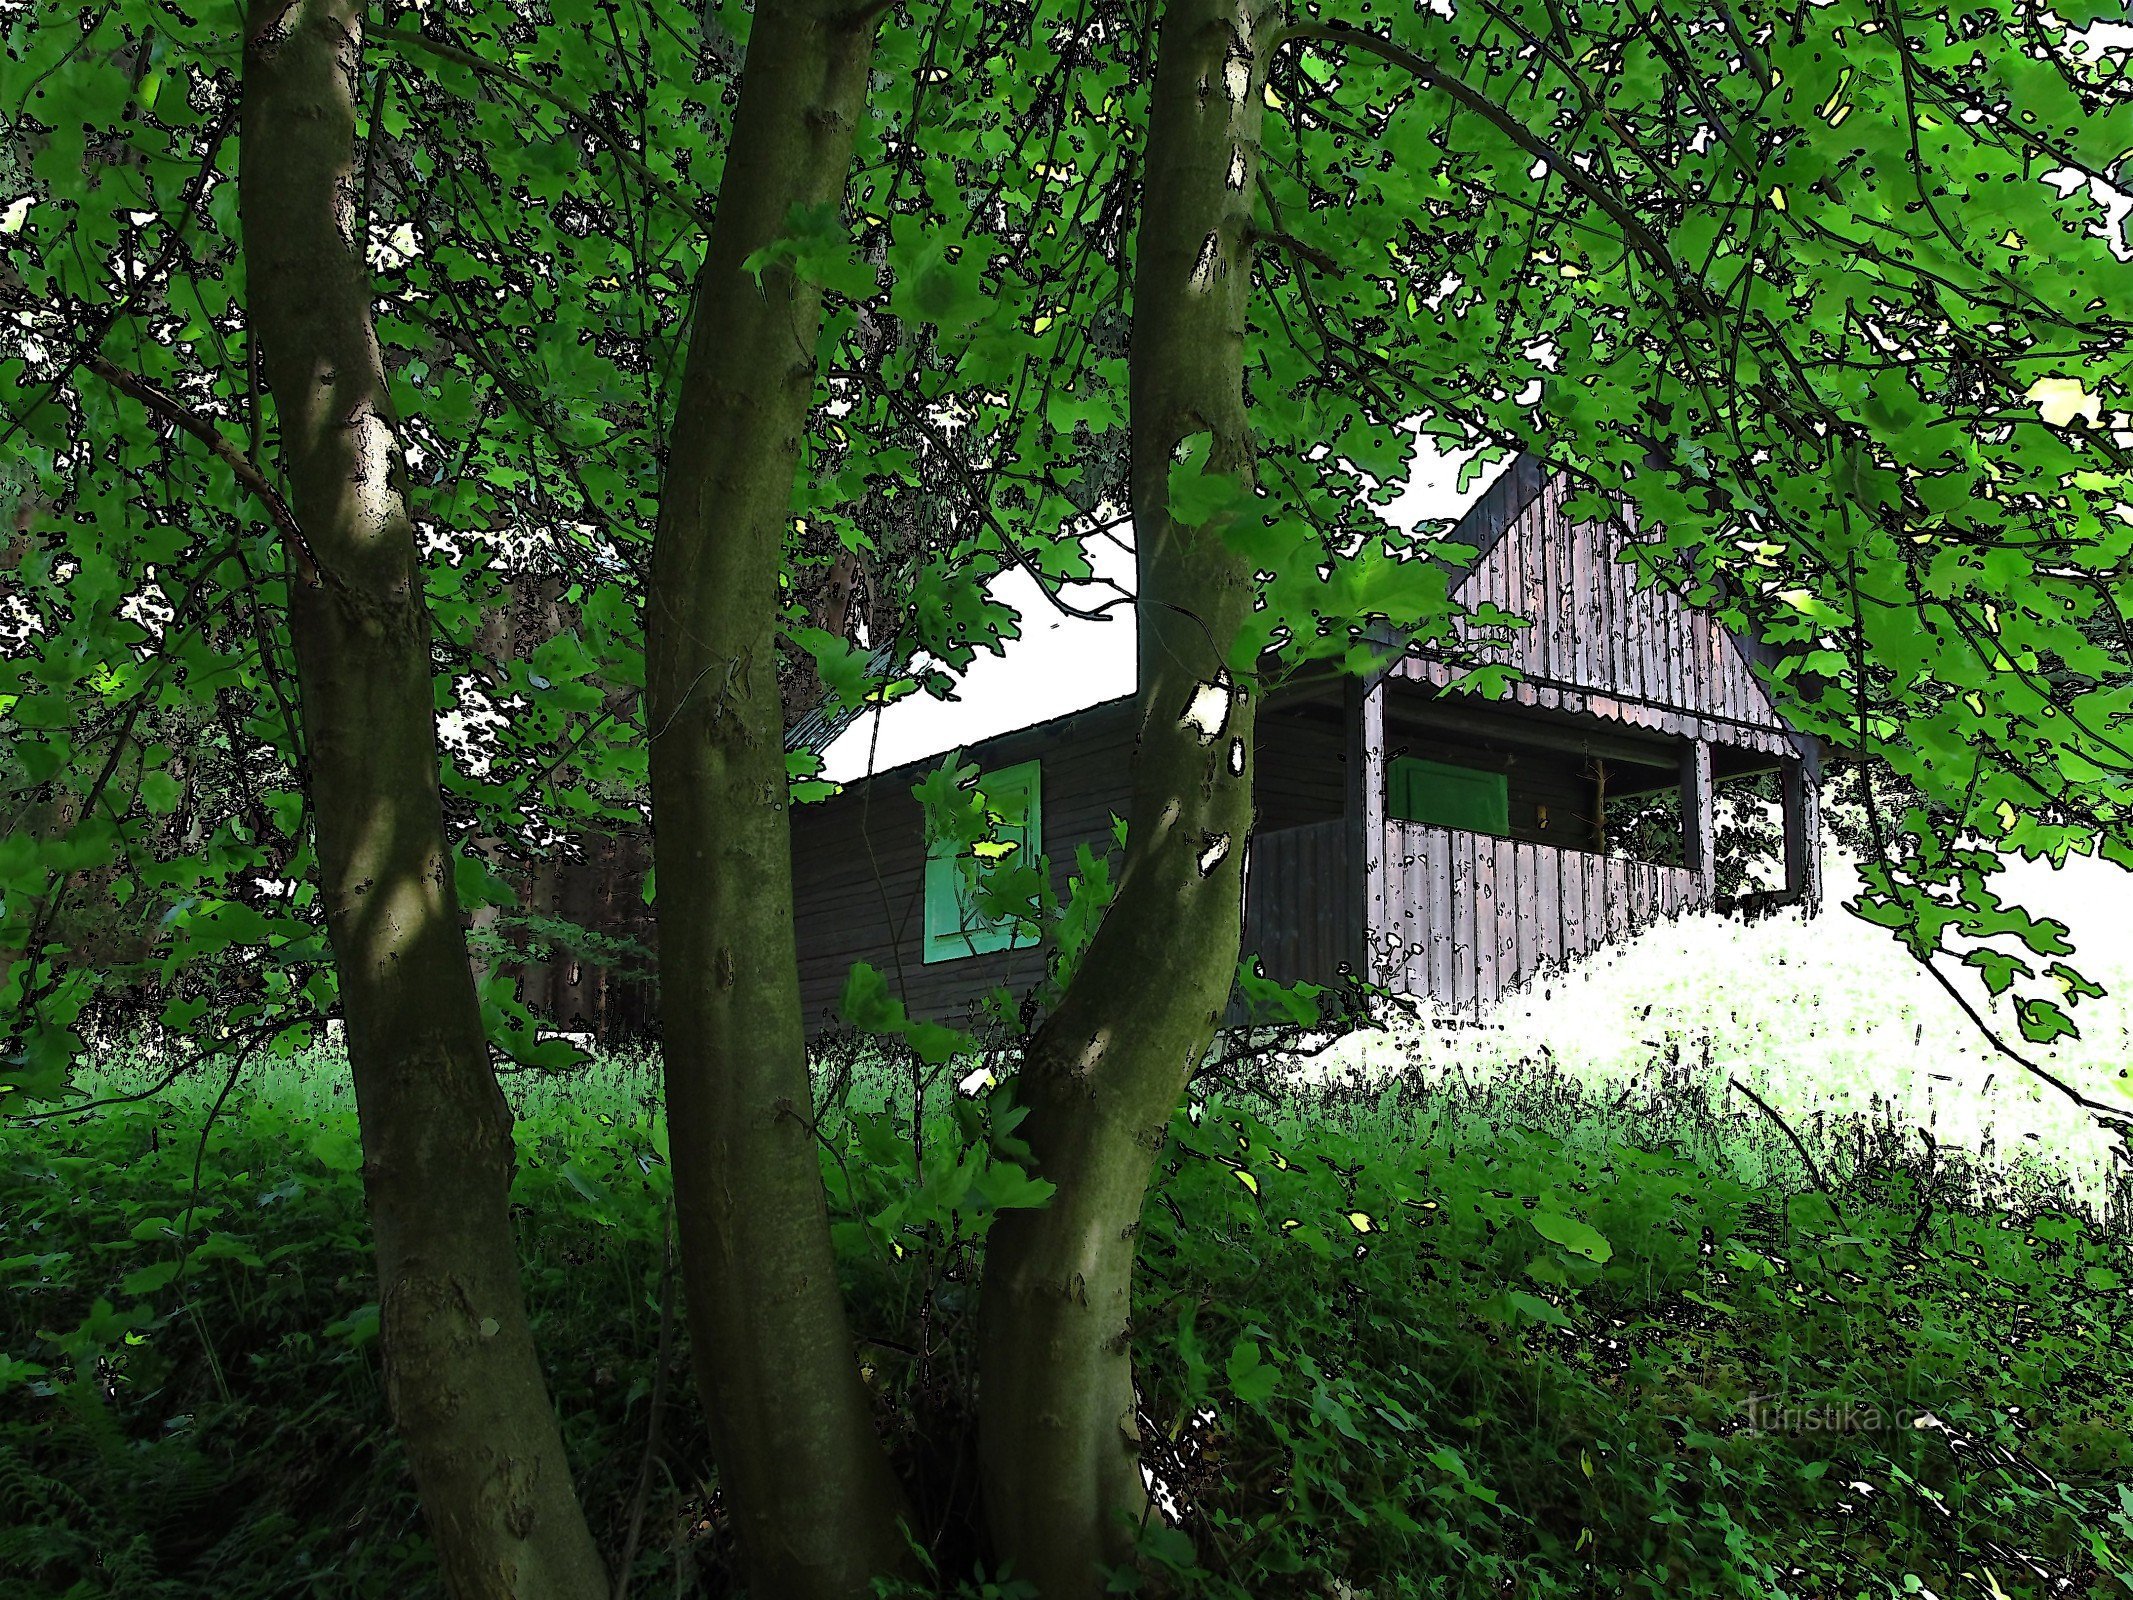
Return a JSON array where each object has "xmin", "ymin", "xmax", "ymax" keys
[
  {"xmin": 1432, "ymin": 450, "xmax": 1550, "ymax": 589},
  {"xmin": 804, "ymin": 450, "xmax": 1518, "ymax": 778},
  {"xmin": 786, "ymin": 644, "xmax": 901, "ymax": 757},
  {"xmin": 1399, "ymin": 454, "xmax": 1817, "ymax": 768}
]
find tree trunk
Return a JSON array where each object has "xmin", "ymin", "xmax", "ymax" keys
[
  {"xmin": 977, "ymin": 0, "xmax": 1270, "ymax": 1592},
  {"xmin": 238, "ymin": 6, "xmax": 608, "ymax": 1598},
  {"xmin": 643, "ymin": 1, "xmax": 911, "ymax": 1596}
]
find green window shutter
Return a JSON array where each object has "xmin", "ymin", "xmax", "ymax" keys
[
  {"xmin": 1387, "ymin": 756, "xmax": 1509, "ymax": 835},
  {"xmin": 922, "ymin": 760, "xmax": 1043, "ymax": 964}
]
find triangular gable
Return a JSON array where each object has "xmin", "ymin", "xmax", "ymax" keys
[{"xmin": 1402, "ymin": 464, "xmax": 1799, "ymax": 756}]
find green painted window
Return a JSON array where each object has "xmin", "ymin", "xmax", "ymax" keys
[
  {"xmin": 1388, "ymin": 756, "xmax": 1510, "ymax": 835},
  {"xmin": 922, "ymin": 760, "xmax": 1043, "ymax": 963}
]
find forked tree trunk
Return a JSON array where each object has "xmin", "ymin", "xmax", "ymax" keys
[
  {"xmin": 642, "ymin": 1, "xmax": 911, "ymax": 1595},
  {"xmin": 238, "ymin": 6, "xmax": 608, "ymax": 1597},
  {"xmin": 976, "ymin": 0, "xmax": 1271, "ymax": 1592}
]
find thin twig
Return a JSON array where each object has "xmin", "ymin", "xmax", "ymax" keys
[
  {"xmin": 0, "ymin": 109, "xmax": 233, "ymax": 453},
  {"xmin": 371, "ymin": 25, "xmax": 711, "ymax": 229},
  {"xmin": 172, "ymin": 1025, "xmax": 284, "ymax": 1288},
  {"xmin": 5, "ymin": 1018, "xmax": 294, "ymax": 1125},
  {"xmin": 1727, "ymin": 1074, "xmax": 1848, "ymax": 1227},
  {"xmin": 81, "ymin": 353, "xmax": 317, "ymax": 577}
]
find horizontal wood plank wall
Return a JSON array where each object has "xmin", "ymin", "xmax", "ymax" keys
[
  {"xmin": 1374, "ymin": 820, "xmax": 1699, "ymax": 1014},
  {"xmin": 1398, "ymin": 473, "xmax": 1794, "ymax": 754},
  {"xmin": 1255, "ymin": 710, "xmax": 1348, "ymax": 830},
  {"xmin": 1240, "ymin": 818, "xmax": 1356, "ymax": 988},
  {"xmin": 790, "ymin": 699, "xmax": 1139, "ymax": 1034}
]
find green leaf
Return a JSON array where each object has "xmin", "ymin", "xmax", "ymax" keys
[
  {"xmin": 1167, "ymin": 434, "xmax": 1248, "ymax": 529},
  {"xmin": 1225, "ymin": 1338, "xmax": 1279, "ymax": 1407},
  {"xmin": 560, "ymin": 1159, "xmax": 618, "ymax": 1225},
  {"xmin": 120, "ymin": 1260, "xmax": 181, "ymax": 1296},
  {"xmin": 840, "ymin": 961, "xmax": 904, "ymax": 1033},
  {"xmin": 325, "ymin": 1303, "xmax": 380, "ymax": 1348},
  {"xmin": 1529, "ymin": 1208, "xmax": 1612, "ymax": 1264},
  {"xmin": 308, "ymin": 1125, "xmax": 364, "ymax": 1174},
  {"xmin": 1502, "ymin": 1290, "xmax": 1574, "ymax": 1329}
]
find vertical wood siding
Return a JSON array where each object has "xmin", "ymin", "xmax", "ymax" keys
[
  {"xmin": 1398, "ymin": 472, "xmax": 1796, "ymax": 756},
  {"xmin": 1239, "ymin": 818, "xmax": 1356, "ymax": 988},
  {"xmin": 1374, "ymin": 819, "xmax": 1700, "ymax": 1013}
]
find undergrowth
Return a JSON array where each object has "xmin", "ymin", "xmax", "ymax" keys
[{"xmin": 2, "ymin": 1044, "xmax": 2129, "ymax": 1599}]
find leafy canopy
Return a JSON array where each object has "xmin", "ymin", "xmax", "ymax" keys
[{"xmin": 3, "ymin": 0, "xmax": 2130, "ymax": 1114}]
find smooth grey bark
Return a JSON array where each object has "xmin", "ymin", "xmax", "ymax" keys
[
  {"xmin": 976, "ymin": 0, "xmax": 1272, "ymax": 1592},
  {"xmin": 643, "ymin": 1, "xmax": 911, "ymax": 1595},
  {"xmin": 239, "ymin": 5, "xmax": 608, "ymax": 1597}
]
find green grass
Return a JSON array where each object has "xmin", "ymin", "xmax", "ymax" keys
[{"xmin": 3, "ymin": 1042, "xmax": 2130, "ymax": 1599}]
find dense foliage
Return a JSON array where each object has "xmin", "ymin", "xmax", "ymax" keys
[
  {"xmin": 5, "ymin": 1050, "xmax": 2129, "ymax": 1598},
  {"xmin": 6, "ymin": 0, "xmax": 2133, "ymax": 1099},
  {"xmin": 8, "ymin": 0, "xmax": 2133, "ymax": 1590}
]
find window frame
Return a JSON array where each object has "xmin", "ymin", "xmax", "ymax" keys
[{"xmin": 921, "ymin": 759, "xmax": 1044, "ymax": 964}]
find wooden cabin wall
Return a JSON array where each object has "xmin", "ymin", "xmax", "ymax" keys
[
  {"xmin": 1403, "ymin": 470, "xmax": 1797, "ymax": 758},
  {"xmin": 1239, "ymin": 817, "xmax": 1356, "ymax": 989},
  {"xmin": 1254, "ymin": 706, "xmax": 1347, "ymax": 830},
  {"xmin": 502, "ymin": 455, "xmax": 1832, "ymax": 1040},
  {"xmin": 793, "ymin": 695, "xmax": 1388, "ymax": 1033},
  {"xmin": 789, "ymin": 699, "xmax": 1140, "ymax": 1033},
  {"xmin": 1372, "ymin": 819, "xmax": 1700, "ymax": 1013},
  {"xmin": 1380, "ymin": 714, "xmax": 1616, "ymax": 852}
]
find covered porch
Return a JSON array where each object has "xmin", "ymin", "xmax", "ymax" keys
[{"xmin": 1240, "ymin": 668, "xmax": 1823, "ymax": 1012}]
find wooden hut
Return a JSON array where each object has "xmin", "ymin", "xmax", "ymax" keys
[{"xmin": 788, "ymin": 456, "xmax": 1823, "ymax": 1035}]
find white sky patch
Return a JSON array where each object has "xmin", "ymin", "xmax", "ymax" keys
[
  {"xmin": 1197, "ymin": 833, "xmax": 1232, "ymax": 875},
  {"xmin": 821, "ymin": 529, "xmax": 1137, "ymax": 782},
  {"xmin": 2026, "ymin": 375, "xmax": 2102, "ymax": 429},
  {"xmin": 367, "ymin": 221, "xmax": 422, "ymax": 273}
]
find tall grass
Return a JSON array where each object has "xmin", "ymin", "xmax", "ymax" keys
[
  {"xmin": 1310, "ymin": 847, "xmax": 2133, "ymax": 1223},
  {"xmin": 7, "ymin": 1027, "xmax": 2130, "ymax": 1599}
]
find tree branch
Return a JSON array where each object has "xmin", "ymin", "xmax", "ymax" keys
[
  {"xmin": 1246, "ymin": 223, "xmax": 1338, "ymax": 275},
  {"xmin": 1271, "ymin": 21, "xmax": 1716, "ymax": 317},
  {"xmin": 370, "ymin": 24, "xmax": 713, "ymax": 229},
  {"xmin": 82, "ymin": 353, "xmax": 318, "ymax": 580},
  {"xmin": 0, "ymin": 110, "xmax": 233, "ymax": 454}
]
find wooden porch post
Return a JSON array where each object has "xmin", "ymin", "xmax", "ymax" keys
[
  {"xmin": 1346, "ymin": 673, "xmax": 1387, "ymax": 984},
  {"xmin": 1781, "ymin": 755, "xmax": 1823, "ymax": 912},
  {"xmin": 1680, "ymin": 737, "xmax": 1716, "ymax": 903}
]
